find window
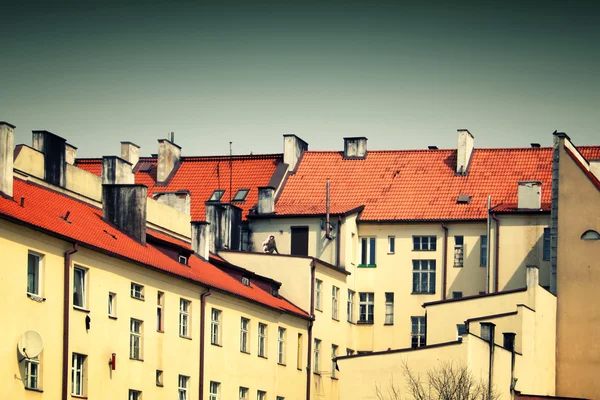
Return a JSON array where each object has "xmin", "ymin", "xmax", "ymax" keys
[
  {"xmin": 209, "ymin": 381, "xmax": 219, "ymax": 400},
  {"xmin": 297, "ymin": 333, "xmax": 303, "ymax": 370},
  {"xmin": 156, "ymin": 370, "xmax": 163, "ymax": 386},
  {"xmin": 73, "ymin": 267, "xmax": 87, "ymax": 308},
  {"xmin": 277, "ymin": 397, "xmax": 285, "ymax": 400},
  {"xmin": 413, "ymin": 235, "xmax": 437, "ymax": 251},
  {"xmin": 71, "ymin": 353, "xmax": 86, "ymax": 396},
  {"xmin": 258, "ymin": 323, "xmax": 267, "ymax": 357},
  {"xmin": 209, "ymin": 190, "xmax": 225, "ymax": 201},
  {"xmin": 359, "ymin": 292, "xmax": 374, "ymax": 323},
  {"xmin": 278, "ymin": 327, "xmax": 286, "ymax": 364},
  {"xmin": 240, "ymin": 317, "xmax": 250, "ymax": 353},
  {"xmin": 454, "ymin": 236, "xmax": 464, "ymax": 267},
  {"xmin": 452, "ymin": 291, "xmax": 463, "ymax": 299},
  {"xmin": 233, "ymin": 189, "xmax": 250, "ymax": 201},
  {"xmin": 108, "ymin": 292, "xmax": 116, "ymax": 317},
  {"xmin": 27, "ymin": 252, "xmax": 42, "ymax": 296},
  {"xmin": 411, "ymin": 316, "xmax": 426, "ymax": 348},
  {"xmin": 242, "ymin": 276, "xmax": 250, "ymax": 286},
  {"xmin": 131, "ymin": 282, "xmax": 144, "ymax": 300},
  {"xmin": 211, "ymin": 309, "xmax": 221, "ymax": 345},
  {"xmin": 257, "ymin": 391, "xmax": 267, "ymax": 400},
  {"xmin": 543, "ymin": 228, "xmax": 551, "ymax": 260},
  {"xmin": 385, "ymin": 293, "xmax": 394, "ymax": 325},
  {"xmin": 388, "ymin": 236, "xmax": 395, "ymax": 254},
  {"xmin": 347, "ymin": 290, "xmax": 355, "ymax": 323},
  {"xmin": 332, "ymin": 286, "xmax": 339, "ymax": 320},
  {"xmin": 315, "ymin": 279, "xmax": 322, "ymax": 311},
  {"xmin": 178, "ymin": 255, "xmax": 188, "ymax": 265},
  {"xmin": 291, "ymin": 226, "xmax": 309, "ymax": 256},
  {"xmin": 480, "ymin": 235, "xmax": 488, "ymax": 267},
  {"xmin": 457, "ymin": 324, "xmax": 468, "ymax": 340},
  {"xmin": 179, "ymin": 299, "xmax": 191, "ymax": 337},
  {"xmin": 331, "ymin": 345, "xmax": 338, "ymax": 378},
  {"xmin": 239, "ymin": 387, "xmax": 249, "ymax": 400},
  {"xmin": 25, "ymin": 357, "xmax": 40, "ymax": 390},
  {"xmin": 179, "ymin": 375, "xmax": 190, "ymax": 400},
  {"xmin": 360, "ymin": 237, "xmax": 376, "ymax": 266},
  {"xmin": 129, "ymin": 390, "xmax": 141, "ymax": 400},
  {"xmin": 130, "ymin": 319, "xmax": 143, "ymax": 360},
  {"xmin": 412, "ymin": 260, "xmax": 436, "ymax": 294},
  {"xmin": 346, "ymin": 348, "xmax": 355, "ymax": 356},
  {"xmin": 313, "ymin": 338, "xmax": 321, "ymax": 373},
  {"xmin": 581, "ymin": 230, "xmax": 600, "ymax": 240},
  {"xmin": 157, "ymin": 291, "xmax": 164, "ymax": 332}
]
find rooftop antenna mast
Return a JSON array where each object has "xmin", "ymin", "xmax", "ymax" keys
[{"xmin": 229, "ymin": 142, "xmax": 233, "ymax": 203}]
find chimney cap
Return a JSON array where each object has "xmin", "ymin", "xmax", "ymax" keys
[
  {"xmin": 258, "ymin": 185, "xmax": 276, "ymax": 190},
  {"xmin": 121, "ymin": 141, "xmax": 141, "ymax": 148},
  {"xmin": 157, "ymin": 138, "xmax": 182, "ymax": 150},
  {"xmin": 552, "ymin": 130, "xmax": 571, "ymax": 140},
  {"xmin": 0, "ymin": 121, "xmax": 16, "ymax": 129},
  {"xmin": 66, "ymin": 143, "xmax": 78, "ymax": 150},
  {"xmin": 343, "ymin": 136, "xmax": 368, "ymax": 140},
  {"xmin": 102, "ymin": 183, "xmax": 147, "ymax": 189},
  {"xmin": 530, "ymin": 143, "xmax": 541, "ymax": 148},
  {"xmin": 102, "ymin": 155, "xmax": 133, "ymax": 166},
  {"xmin": 518, "ymin": 180, "xmax": 542, "ymax": 185},
  {"xmin": 32, "ymin": 130, "xmax": 67, "ymax": 141},
  {"xmin": 457, "ymin": 129, "xmax": 474, "ymax": 138},
  {"xmin": 428, "ymin": 145, "xmax": 438, "ymax": 150}
]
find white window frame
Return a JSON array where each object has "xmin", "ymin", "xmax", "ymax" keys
[
  {"xmin": 27, "ymin": 251, "xmax": 43, "ymax": 297},
  {"xmin": 211, "ymin": 309, "xmax": 221, "ymax": 345},
  {"xmin": 257, "ymin": 390, "xmax": 267, "ymax": 400},
  {"xmin": 179, "ymin": 375, "xmax": 190, "ymax": 400},
  {"xmin": 314, "ymin": 338, "xmax": 321, "ymax": 373},
  {"xmin": 388, "ymin": 236, "xmax": 395, "ymax": 254},
  {"xmin": 331, "ymin": 344, "xmax": 338, "ymax": 378},
  {"xmin": 108, "ymin": 292, "xmax": 116, "ymax": 318},
  {"xmin": 258, "ymin": 322, "xmax": 267, "ymax": 357},
  {"xmin": 130, "ymin": 319, "xmax": 143, "ymax": 360},
  {"xmin": 25, "ymin": 356, "xmax": 40, "ymax": 390},
  {"xmin": 209, "ymin": 381, "xmax": 219, "ymax": 400},
  {"xmin": 157, "ymin": 291, "xmax": 164, "ymax": 332},
  {"xmin": 73, "ymin": 266, "xmax": 87, "ymax": 309},
  {"xmin": 411, "ymin": 316, "xmax": 426, "ymax": 348},
  {"xmin": 480, "ymin": 235, "xmax": 488, "ymax": 267},
  {"xmin": 413, "ymin": 235, "xmax": 437, "ymax": 251},
  {"xmin": 297, "ymin": 333, "xmax": 303, "ymax": 370},
  {"xmin": 385, "ymin": 293, "xmax": 394, "ymax": 325},
  {"xmin": 178, "ymin": 255, "xmax": 188, "ymax": 265},
  {"xmin": 180, "ymin": 298, "xmax": 191, "ymax": 337},
  {"xmin": 277, "ymin": 327, "xmax": 286, "ymax": 365},
  {"xmin": 412, "ymin": 260, "xmax": 436, "ymax": 294},
  {"xmin": 359, "ymin": 292, "xmax": 374, "ymax": 323},
  {"xmin": 71, "ymin": 353, "xmax": 86, "ymax": 396},
  {"xmin": 360, "ymin": 237, "xmax": 376, "ymax": 266},
  {"xmin": 239, "ymin": 387, "xmax": 249, "ymax": 400},
  {"xmin": 454, "ymin": 236, "xmax": 464, "ymax": 267},
  {"xmin": 131, "ymin": 282, "xmax": 144, "ymax": 300},
  {"xmin": 129, "ymin": 389, "xmax": 142, "ymax": 400},
  {"xmin": 240, "ymin": 317, "xmax": 250, "ymax": 353},
  {"xmin": 332, "ymin": 286, "xmax": 339, "ymax": 320},
  {"xmin": 347, "ymin": 290, "xmax": 355, "ymax": 323},
  {"xmin": 315, "ymin": 279, "xmax": 322, "ymax": 311},
  {"xmin": 156, "ymin": 370, "xmax": 163, "ymax": 387}
]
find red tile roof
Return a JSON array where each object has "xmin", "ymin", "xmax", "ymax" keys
[
  {"xmin": 0, "ymin": 179, "xmax": 308, "ymax": 318},
  {"xmin": 274, "ymin": 147, "xmax": 600, "ymax": 221},
  {"xmin": 76, "ymin": 154, "xmax": 283, "ymax": 222}
]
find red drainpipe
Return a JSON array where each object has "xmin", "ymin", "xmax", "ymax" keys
[
  {"xmin": 62, "ymin": 243, "xmax": 79, "ymax": 400},
  {"xmin": 199, "ymin": 289, "xmax": 212, "ymax": 400},
  {"xmin": 441, "ymin": 223, "xmax": 448, "ymax": 300},
  {"xmin": 492, "ymin": 214, "xmax": 500, "ymax": 292},
  {"xmin": 306, "ymin": 259, "xmax": 316, "ymax": 400}
]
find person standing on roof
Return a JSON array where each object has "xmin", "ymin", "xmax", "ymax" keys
[{"xmin": 262, "ymin": 234, "xmax": 279, "ymax": 254}]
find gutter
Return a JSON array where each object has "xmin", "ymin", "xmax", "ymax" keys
[
  {"xmin": 199, "ymin": 289, "xmax": 212, "ymax": 400},
  {"xmin": 62, "ymin": 243, "xmax": 79, "ymax": 400},
  {"xmin": 441, "ymin": 223, "xmax": 448, "ymax": 300},
  {"xmin": 306, "ymin": 259, "xmax": 316, "ymax": 400},
  {"xmin": 492, "ymin": 213, "xmax": 500, "ymax": 293}
]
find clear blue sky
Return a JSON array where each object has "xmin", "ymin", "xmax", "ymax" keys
[{"xmin": 2, "ymin": 1, "xmax": 599, "ymax": 157}]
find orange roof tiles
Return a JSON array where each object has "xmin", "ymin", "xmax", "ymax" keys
[
  {"xmin": 275, "ymin": 147, "xmax": 600, "ymax": 221},
  {"xmin": 0, "ymin": 179, "xmax": 308, "ymax": 318},
  {"xmin": 76, "ymin": 154, "xmax": 282, "ymax": 222}
]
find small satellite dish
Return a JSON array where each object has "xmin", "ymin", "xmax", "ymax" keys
[{"xmin": 17, "ymin": 330, "xmax": 44, "ymax": 359}]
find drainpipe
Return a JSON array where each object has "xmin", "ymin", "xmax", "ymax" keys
[
  {"xmin": 199, "ymin": 289, "xmax": 212, "ymax": 400},
  {"xmin": 306, "ymin": 259, "xmax": 316, "ymax": 400},
  {"xmin": 62, "ymin": 243, "xmax": 79, "ymax": 400},
  {"xmin": 486, "ymin": 196, "xmax": 492, "ymax": 293},
  {"xmin": 492, "ymin": 213, "xmax": 500, "ymax": 293},
  {"xmin": 441, "ymin": 223, "xmax": 448, "ymax": 300},
  {"xmin": 336, "ymin": 216, "xmax": 342, "ymax": 268}
]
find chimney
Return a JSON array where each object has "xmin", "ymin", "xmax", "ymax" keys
[
  {"xmin": 65, "ymin": 143, "xmax": 77, "ymax": 165},
  {"xmin": 191, "ymin": 221, "xmax": 210, "ymax": 260},
  {"xmin": 343, "ymin": 137, "xmax": 368, "ymax": 159},
  {"xmin": 456, "ymin": 129, "xmax": 474, "ymax": 175},
  {"xmin": 257, "ymin": 186, "xmax": 275, "ymax": 214},
  {"xmin": 32, "ymin": 130, "xmax": 67, "ymax": 187},
  {"xmin": 102, "ymin": 156, "xmax": 135, "ymax": 185},
  {"xmin": 517, "ymin": 181, "xmax": 542, "ymax": 209},
  {"xmin": 102, "ymin": 184, "xmax": 148, "ymax": 243},
  {"xmin": 0, "ymin": 122, "xmax": 15, "ymax": 197},
  {"xmin": 283, "ymin": 134, "xmax": 308, "ymax": 172},
  {"xmin": 503, "ymin": 332, "xmax": 516, "ymax": 352},
  {"xmin": 526, "ymin": 264, "xmax": 539, "ymax": 289},
  {"xmin": 205, "ymin": 202, "xmax": 242, "ymax": 252},
  {"xmin": 121, "ymin": 141, "xmax": 140, "ymax": 168},
  {"xmin": 480, "ymin": 322, "xmax": 496, "ymax": 344},
  {"xmin": 590, "ymin": 160, "xmax": 600, "ymax": 181},
  {"xmin": 157, "ymin": 136, "xmax": 181, "ymax": 183},
  {"xmin": 153, "ymin": 191, "xmax": 191, "ymax": 215}
]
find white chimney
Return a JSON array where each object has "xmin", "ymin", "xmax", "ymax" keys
[
  {"xmin": 0, "ymin": 122, "xmax": 15, "ymax": 197},
  {"xmin": 518, "ymin": 181, "xmax": 542, "ymax": 209},
  {"xmin": 344, "ymin": 137, "xmax": 368, "ymax": 159},
  {"xmin": 102, "ymin": 156, "xmax": 135, "ymax": 184},
  {"xmin": 121, "ymin": 141, "xmax": 140, "ymax": 168},
  {"xmin": 65, "ymin": 143, "xmax": 77, "ymax": 165},
  {"xmin": 257, "ymin": 186, "xmax": 275, "ymax": 214},
  {"xmin": 590, "ymin": 160, "xmax": 600, "ymax": 181},
  {"xmin": 456, "ymin": 129, "xmax": 474, "ymax": 175},
  {"xmin": 157, "ymin": 135, "xmax": 181, "ymax": 183},
  {"xmin": 283, "ymin": 134, "xmax": 308, "ymax": 172},
  {"xmin": 191, "ymin": 221, "xmax": 210, "ymax": 261}
]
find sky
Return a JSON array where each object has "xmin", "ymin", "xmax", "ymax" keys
[{"xmin": 1, "ymin": 1, "xmax": 599, "ymax": 157}]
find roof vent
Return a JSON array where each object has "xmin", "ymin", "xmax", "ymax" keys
[
  {"xmin": 457, "ymin": 194, "xmax": 472, "ymax": 204},
  {"xmin": 530, "ymin": 143, "xmax": 541, "ymax": 148},
  {"xmin": 138, "ymin": 163, "xmax": 153, "ymax": 172},
  {"xmin": 428, "ymin": 146, "xmax": 438, "ymax": 150},
  {"xmin": 343, "ymin": 137, "xmax": 368, "ymax": 159}
]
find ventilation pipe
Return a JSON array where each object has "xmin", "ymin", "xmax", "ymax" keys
[{"xmin": 0, "ymin": 122, "xmax": 15, "ymax": 197}]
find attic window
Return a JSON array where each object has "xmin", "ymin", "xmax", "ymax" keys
[
  {"xmin": 178, "ymin": 255, "xmax": 188, "ymax": 265},
  {"xmin": 232, "ymin": 189, "xmax": 249, "ymax": 202},
  {"xmin": 209, "ymin": 190, "xmax": 225, "ymax": 201},
  {"xmin": 242, "ymin": 277, "xmax": 250, "ymax": 286},
  {"xmin": 272, "ymin": 287, "xmax": 279, "ymax": 297},
  {"xmin": 581, "ymin": 230, "xmax": 600, "ymax": 240},
  {"xmin": 139, "ymin": 162, "xmax": 153, "ymax": 172},
  {"xmin": 457, "ymin": 195, "xmax": 472, "ymax": 204}
]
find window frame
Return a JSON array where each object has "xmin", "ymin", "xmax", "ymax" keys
[
  {"xmin": 209, "ymin": 189, "xmax": 225, "ymax": 201},
  {"xmin": 156, "ymin": 370, "xmax": 163, "ymax": 387},
  {"xmin": 239, "ymin": 387, "xmax": 249, "ymax": 400},
  {"xmin": 315, "ymin": 279, "xmax": 323, "ymax": 311},
  {"xmin": 25, "ymin": 356, "xmax": 40, "ymax": 390},
  {"xmin": 359, "ymin": 237, "xmax": 377, "ymax": 267},
  {"xmin": 331, "ymin": 344, "xmax": 338, "ymax": 379},
  {"xmin": 313, "ymin": 338, "xmax": 321, "ymax": 374},
  {"xmin": 297, "ymin": 333, "xmax": 303, "ymax": 370},
  {"xmin": 209, "ymin": 380, "xmax": 220, "ymax": 400},
  {"xmin": 480, "ymin": 235, "xmax": 488, "ymax": 267},
  {"xmin": 388, "ymin": 236, "xmax": 395, "ymax": 254},
  {"xmin": 73, "ymin": 266, "xmax": 87, "ymax": 309},
  {"xmin": 384, "ymin": 292, "xmax": 394, "ymax": 325},
  {"xmin": 411, "ymin": 316, "xmax": 426, "ymax": 348},
  {"xmin": 71, "ymin": 353, "xmax": 86, "ymax": 396},
  {"xmin": 128, "ymin": 389, "xmax": 142, "ymax": 400},
  {"xmin": 332, "ymin": 286, "xmax": 339, "ymax": 320},
  {"xmin": 453, "ymin": 235, "xmax": 464, "ymax": 267},
  {"xmin": 358, "ymin": 292, "xmax": 374, "ymax": 324},
  {"xmin": 108, "ymin": 292, "xmax": 117, "ymax": 318},
  {"xmin": 347, "ymin": 290, "xmax": 355, "ymax": 323},
  {"xmin": 543, "ymin": 228, "xmax": 551, "ymax": 261},
  {"xmin": 257, "ymin": 390, "xmax": 267, "ymax": 400},
  {"xmin": 277, "ymin": 327, "xmax": 286, "ymax": 365},
  {"xmin": 211, "ymin": 308, "xmax": 222, "ymax": 346},
  {"xmin": 240, "ymin": 317, "xmax": 250, "ymax": 353},
  {"xmin": 130, "ymin": 318, "xmax": 143, "ymax": 360},
  {"xmin": 233, "ymin": 189, "xmax": 250, "ymax": 202},
  {"xmin": 157, "ymin": 291, "xmax": 164, "ymax": 332},
  {"xmin": 179, "ymin": 298, "xmax": 191, "ymax": 338},
  {"xmin": 131, "ymin": 282, "xmax": 145, "ymax": 300},
  {"xmin": 412, "ymin": 260, "xmax": 436, "ymax": 294},
  {"xmin": 27, "ymin": 251, "xmax": 43, "ymax": 298},
  {"xmin": 413, "ymin": 235, "xmax": 437, "ymax": 251},
  {"xmin": 258, "ymin": 322, "xmax": 267, "ymax": 358},
  {"xmin": 179, "ymin": 375, "xmax": 190, "ymax": 400}
]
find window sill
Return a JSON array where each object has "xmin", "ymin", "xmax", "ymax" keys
[
  {"xmin": 179, "ymin": 335, "xmax": 192, "ymax": 340},
  {"xmin": 129, "ymin": 357, "xmax": 144, "ymax": 362},
  {"xmin": 331, "ymin": 376, "xmax": 339, "ymax": 380},
  {"xmin": 480, "ymin": 265, "xmax": 487, "ymax": 268},
  {"xmin": 25, "ymin": 387, "xmax": 43, "ymax": 393},
  {"xmin": 131, "ymin": 296, "xmax": 145, "ymax": 301},
  {"xmin": 240, "ymin": 350, "xmax": 250, "ymax": 355},
  {"xmin": 332, "ymin": 317, "xmax": 339, "ymax": 322},
  {"xmin": 157, "ymin": 329, "xmax": 164, "ymax": 333},
  {"xmin": 383, "ymin": 323, "xmax": 394, "ymax": 326},
  {"xmin": 315, "ymin": 308, "xmax": 322, "ymax": 313},
  {"xmin": 347, "ymin": 320, "xmax": 355, "ymax": 325},
  {"xmin": 27, "ymin": 293, "xmax": 46, "ymax": 302},
  {"xmin": 71, "ymin": 395, "xmax": 88, "ymax": 399},
  {"xmin": 258, "ymin": 355, "xmax": 268, "ymax": 359},
  {"xmin": 357, "ymin": 321, "xmax": 374, "ymax": 325},
  {"xmin": 411, "ymin": 292, "xmax": 436, "ymax": 295},
  {"xmin": 357, "ymin": 264, "xmax": 377, "ymax": 268},
  {"xmin": 313, "ymin": 372, "xmax": 321, "ymax": 376},
  {"xmin": 412, "ymin": 249, "xmax": 437, "ymax": 252},
  {"xmin": 73, "ymin": 306, "xmax": 90, "ymax": 313},
  {"xmin": 211, "ymin": 343, "xmax": 222, "ymax": 347},
  {"xmin": 297, "ymin": 367, "xmax": 303, "ymax": 371},
  {"xmin": 156, "ymin": 384, "xmax": 164, "ymax": 388},
  {"xmin": 109, "ymin": 315, "xmax": 118, "ymax": 320},
  {"xmin": 278, "ymin": 362, "xmax": 286, "ymax": 367},
  {"xmin": 387, "ymin": 252, "xmax": 395, "ymax": 255},
  {"xmin": 453, "ymin": 265, "xmax": 463, "ymax": 268}
]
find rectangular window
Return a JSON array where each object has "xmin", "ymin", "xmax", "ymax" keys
[
  {"xmin": 457, "ymin": 324, "xmax": 468, "ymax": 340},
  {"xmin": 480, "ymin": 236, "xmax": 488, "ymax": 267},
  {"xmin": 257, "ymin": 391, "xmax": 267, "ymax": 400},
  {"xmin": 347, "ymin": 290, "xmax": 355, "ymax": 323},
  {"xmin": 239, "ymin": 387, "xmax": 249, "ymax": 400},
  {"xmin": 452, "ymin": 291, "xmax": 463, "ymax": 299},
  {"xmin": 313, "ymin": 338, "xmax": 321, "ymax": 373},
  {"xmin": 332, "ymin": 286, "xmax": 339, "ymax": 320},
  {"xmin": 454, "ymin": 236, "xmax": 464, "ymax": 267},
  {"xmin": 388, "ymin": 236, "xmax": 395, "ymax": 254},
  {"xmin": 178, "ymin": 255, "xmax": 188, "ymax": 265},
  {"xmin": 156, "ymin": 370, "xmax": 163, "ymax": 386},
  {"xmin": 129, "ymin": 390, "xmax": 141, "ymax": 400},
  {"xmin": 209, "ymin": 190, "xmax": 225, "ymax": 201},
  {"xmin": 543, "ymin": 228, "xmax": 551, "ymax": 261},
  {"xmin": 209, "ymin": 381, "xmax": 219, "ymax": 400},
  {"xmin": 27, "ymin": 252, "xmax": 42, "ymax": 296},
  {"xmin": 240, "ymin": 317, "xmax": 250, "ymax": 353},
  {"xmin": 411, "ymin": 316, "xmax": 426, "ymax": 348},
  {"xmin": 297, "ymin": 333, "xmax": 303, "ymax": 370},
  {"xmin": 180, "ymin": 299, "xmax": 191, "ymax": 337},
  {"xmin": 413, "ymin": 235, "xmax": 437, "ymax": 251},
  {"xmin": 278, "ymin": 327, "xmax": 286, "ymax": 365},
  {"xmin": 108, "ymin": 292, "xmax": 116, "ymax": 318},
  {"xmin": 25, "ymin": 357, "xmax": 40, "ymax": 390},
  {"xmin": 258, "ymin": 322, "xmax": 267, "ymax": 357},
  {"xmin": 315, "ymin": 279, "xmax": 322, "ymax": 311},
  {"xmin": 385, "ymin": 293, "xmax": 394, "ymax": 325},
  {"xmin": 71, "ymin": 353, "xmax": 86, "ymax": 396},
  {"xmin": 131, "ymin": 282, "xmax": 144, "ymax": 300},
  {"xmin": 130, "ymin": 319, "xmax": 143, "ymax": 360},
  {"xmin": 73, "ymin": 267, "xmax": 87, "ymax": 308},
  {"xmin": 242, "ymin": 277, "xmax": 250, "ymax": 286},
  {"xmin": 179, "ymin": 375, "xmax": 190, "ymax": 400},
  {"xmin": 277, "ymin": 397, "xmax": 285, "ymax": 400},
  {"xmin": 291, "ymin": 226, "xmax": 309, "ymax": 256},
  {"xmin": 211, "ymin": 309, "xmax": 221, "ymax": 345},
  {"xmin": 412, "ymin": 260, "xmax": 436, "ymax": 294},
  {"xmin": 360, "ymin": 237, "xmax": 376, "ymax": 266},
  {"xmin": 359, "ymin": 292, "xmax": 374, "ymax": 323},
  {"xmin": 157, "ymin": 291, "xmax": 164, "ymax": 332},
  {"xmin": 331, "ymin": 344, "xmax": 338, "ymax": 378}
]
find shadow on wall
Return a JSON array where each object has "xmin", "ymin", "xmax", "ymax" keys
[{"xmin": 448, "ymin": 237, "xmax": 487, "ymax": 297}]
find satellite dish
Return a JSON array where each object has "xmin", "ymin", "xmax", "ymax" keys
[{"xmin": 17, "ymin": 331, "xmax": 44, "ymax": 359}]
